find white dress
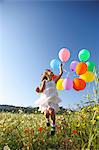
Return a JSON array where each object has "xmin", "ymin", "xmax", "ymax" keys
[{"xmin": 35, "ymin": 80, "xmax": 62, "ymax": 113}]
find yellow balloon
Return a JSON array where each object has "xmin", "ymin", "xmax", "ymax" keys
[
  {"xmin": 56, "ymin": 79, "xmax": 64, "ymax": 90},
  {"xmin": 80, "ymin": 71, "xmax": 95, "ymax": 82}
]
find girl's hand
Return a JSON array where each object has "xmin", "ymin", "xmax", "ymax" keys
[
  {"xmin": 36, "ymin": 87, "xmax": 40, "ymax": 93},
  {"xmin": 60, "ymin": 63, "xmax": 63, "ymax": 74},
  {"xmin": 36, "ymin": 80, "xmax": 46, "ymax": 93},
  {"xmin": 60, "ymin": 63, "xmax": 63, "ymax": 68},
  {"xmin": 54, "ymin": 63, "xmax": 63, "ymax": 84}
]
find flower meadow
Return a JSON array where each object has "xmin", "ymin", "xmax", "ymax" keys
[{"xmin": 0, "ymin": 104, "xmax": 99, "ymax": 150}]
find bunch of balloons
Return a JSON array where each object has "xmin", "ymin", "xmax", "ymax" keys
[{"xmin": 50, "ymin": 48, "xmax": 96, "ymax": 92}]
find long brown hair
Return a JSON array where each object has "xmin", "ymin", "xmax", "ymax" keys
[{"xmin": 41, "ymin": 69, "xmax": 52, "ymax": 81}]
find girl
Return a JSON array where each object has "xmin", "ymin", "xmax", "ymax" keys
[{"xmin": 35, "ymin": 64, "xmax": 63, "ymax": 136}]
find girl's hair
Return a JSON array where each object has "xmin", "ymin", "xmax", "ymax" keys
[
  {"xmin": 45, "ymin": 69, "xmax": 52, "ymax": 72},
  {"xmin": 41, "ymin": 75, "xmax": 48, "ymax": 81},
  {"xmin": 41, "ymin": 69, "xmax": 52, "ymax": 81}
]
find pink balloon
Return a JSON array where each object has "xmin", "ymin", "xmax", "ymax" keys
[
  {"xmin": 62, "ymin": 78, "xmax": 73, "ymax": 90},
  {"xmin": 70, "ymin": 61, "xmax": 79, "ymax": 72},
  {"xmin": 59, "ymin": 48, "xmax": 70, "ymax": 62}
]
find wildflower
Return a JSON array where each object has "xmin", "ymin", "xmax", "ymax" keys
[
  {"xmin": 81, "ymin": 107, "xmax": 85, "ymax": 112},
  {"xmin": 57, "ymin": 118, "xmax": 61, "ymax": 121},
  {"xmin": 90, "ymin": 120, "xmax": 96, "ymax": 125},
  {"xmin": 72, "ymin": 130, "xmax": 77, "ymax": 134},
  {"xmin": 41, "ymin": 139, "xmax": 44, "ymax": 144},
  {"xmin": 31, "ymin": 128, "xmax": 34, "ymax": 135},
  {"xmin": 96, "ymin": 116, "xmax": 99, "ymax": 119},
  {"xmin": 93, "ymin": 107, "xmax": 98, "ymax": 111},
  {"xmin": 36, "ymin": 138, "xmax": 40, "ymax": 142},
  {"xmin": 77, "ymin": 123, "xmax": 80, "ymax": 127},
  {"xmin": 24, "ymin": 128, "xmax": 30, "ymax": 134},
  {"xmin": 3, "ymin": 145, "xmax": 10, "ymax": 150},
  {"xmin": 64, "ymin": 130, "xmax": 66, "ymax": 134},
  {"xmin": 68, "ymin": 138, "xmax": 72, "ymax": 142},
  {"xmin": 88, "ymin": 106, "xmax": 91, "ymax": 110},
  {"xmin": 28, "ymin": 143, "xmax": 32, "ymax": 148},
  {"xmin": 81, "ymin": 114, "xmax": 86, "ymax": 119},
  {"xmin": 56, "ymin": 125, "xmax": 61, "ymax": 130},
  {"xmin": 38, "ymin": 127, "xmax": 43, "ymax": 133},
  {"xmin": 18, "ymin": 109, "xmax": 23, "ymax": 114},
  {"xmin": 82, "ymin": 123, "xmax": 86, "ymax": 129}
]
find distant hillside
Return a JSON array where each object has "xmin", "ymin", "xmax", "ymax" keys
[
  {"xmin": 0, "ymin": 104, "xmax": 70, "ymax": 114},
  {"xmin": 0, "ymin": 104, "xmax": 35, "ymax": 113}
]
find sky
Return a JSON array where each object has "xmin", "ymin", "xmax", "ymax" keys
[{"xmin": 0, "ymin": 1, "xmax": 99, "ymax": 109}]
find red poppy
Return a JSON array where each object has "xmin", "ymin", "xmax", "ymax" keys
[
  {"xmin": 38, "ymin": 127, "xmax": 43, "ymax": 133},
  {"xmin": 73, "ymin": 130, "xmax": 77, "ymax": 134}
]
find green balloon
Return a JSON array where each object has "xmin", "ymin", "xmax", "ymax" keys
[
  {"xmin": 78, "ymin": 49, "xmax": 90, "ymax": 62},
  {"xmin": 86, "ymin": 61, "xmax": 96, "ymax": 72}
]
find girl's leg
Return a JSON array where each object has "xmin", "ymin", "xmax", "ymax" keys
[
  {"xmin": 49, "ymin": 107, "xmax": 56, "ymax": 135},
  {"xmin": 44, "ymin": 109, "xmax": 50, "ymax": 127},
  {"xmin": 50, "ymin": 108, "xmax": 55, "ymax": 125}
]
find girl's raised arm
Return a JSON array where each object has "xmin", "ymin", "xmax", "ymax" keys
[
  {"xmin": 36, "ymin": 80, "xmax": 46, "ymax": 93},
  {"xmin": 54, "ymin": 64, "xmax": 63, "ymax": 84}
]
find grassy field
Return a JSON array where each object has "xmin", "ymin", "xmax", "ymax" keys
[{"xmin": 0, "ymin": 104, "xmax": 99, "ymax": 150}]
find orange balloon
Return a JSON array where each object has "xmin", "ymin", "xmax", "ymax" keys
[
  {"xmin": 76, "ymin": 62, "xmax": 87, "ymax": 75},
  {"xmin": 73, "ymin": 78, "xmax": 86, "ymax": 91}
]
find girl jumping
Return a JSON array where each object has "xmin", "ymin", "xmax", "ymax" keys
[{"xmin": 35, "ymin": 64, "xmax": 63, "ymax": 136}]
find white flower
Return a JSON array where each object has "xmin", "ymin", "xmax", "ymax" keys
[{"xmin": 3, "ymin": 145, "xmax": 10, "ymax": 150}]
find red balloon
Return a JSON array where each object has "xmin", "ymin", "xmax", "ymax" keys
[
  {"xmin": 76, "ymin": 62, "xmax": 87, "ymax": 75},
  {"xmin": 73, "ymin": 78, "xmax": 86, "ymax": 91},
  {"xmin": 52, "ymin": 75, "xmax": 58, "ymax": 81}
]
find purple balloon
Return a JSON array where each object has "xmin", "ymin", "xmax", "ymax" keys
[
  {"xmin": 70, "ymin": 61, "xmax": 79, "ymax": 72},
  {"xmin": 62, "ymin": 78, "xmax": 73, "ymax": 90}
]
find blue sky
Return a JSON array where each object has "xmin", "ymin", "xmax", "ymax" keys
[{"xmin": 0, "ymin": 1, "xmax": 99, "ymax": 108}]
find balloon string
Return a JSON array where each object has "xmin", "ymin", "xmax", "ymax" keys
[
  {"xmin": 67, "ymin": 72, "xmax": 70, "ymax": 78},
  {"xmin": 62, "ymin": 62, "xmax": 65, "ymax": 66},
  {"xmin": 68, "ymin": 71, "xmax": 73, "ymax": 78},
  {"xmin": 63, "ymin": 69, "xmax": 67, "ymax": 72},
  {"xmin": 62, "ymin": 62, "xmax": 67, "ymax": 73}
]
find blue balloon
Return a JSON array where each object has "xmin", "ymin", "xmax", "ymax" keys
[{"xmin": 50, "ymin": 59, "xmax": 61, "ymax": 71}]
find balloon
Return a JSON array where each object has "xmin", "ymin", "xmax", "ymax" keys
[
  {"xmin": 56, "ymin": 79, "xmax": 64, "ymax": 90},
  {"xmin": 50, "ymin": 59, "xmax": 61, "ymax": 71},
  {"xmin": 86, "ymin": 61, "xmax": 96, "ymax": 72},
  {"xmin": 80, "ymin": 71, "xmax": 95, "ymax": 82},
  {"xmin": 76, "ymin": 62, "xmax": 87, "ymax": 75},
  {"xmin": 59, "ymin": 48, "xmax": 70, "ymax": 62},
  {"xmin": 52, "ymin": 75, "xmax": 58, "ymax": 81},
  {"xmin": 62, "ymin": 78, "xmax": 73, "ymax": 90},
  {"xmin": 73, "ymin": 78, "xmax": 86, "ymax": 91},
  {"xmin": 70, "ymin": 61, "xmax": 79, "ymax": 72},
  {"xmin": 78, "ymin": 49, "xmax": 90, "ymax": 62}
]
